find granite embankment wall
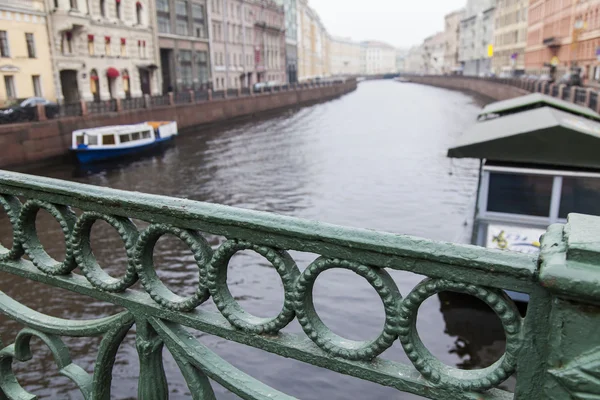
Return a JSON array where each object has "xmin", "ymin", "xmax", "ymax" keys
[
  {"xmin": 408, "ymin": 76, "xmax": 529, "ymax": 102},
  {"xmin": 0, "ymin": 81, "xmax": 356, "ymax": 168}
]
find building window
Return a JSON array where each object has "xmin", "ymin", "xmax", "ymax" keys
[
  {"xmin": 88, "ymin": 34, "xmax": 95, "ymax": 55},
  {"xmin": 90, "ymin": 69, "xmax": 100, "ymax": 102},
  {"xmin": 157, "ymin": 14, "xmax": 170, "ymax": 33},
  {"xmin": 179, "ymin": 50, "xmax": 193, "ymax": 90},
  {"xmin": 136, "ymin": 1, "xmax": 143, "ymax": 25},
  {"xmin": 100, "ymin": 0, "xmax": 106, "ymax": 16},
  {"xmin": 120, "ymin": 38, "xmax": 126, "ymax": 57},
  {"xmin": 192, "ymin": 4, "xmax": 205, "ymax": 38},
  {"xmin": 196, "ymin": 51, "xmax": 208, "ymax": 86},
  {"xmin": 26, "ymin": 33, "xmax": 36, "ymax": 58},
  {"xmin": 176, "ymin": 20, "xmax": 189, "ymax": 36},
  {"xmin": 0, "ymin": 31, "xmax": 9, "ymax": 58},
  {"xmin": 62, "ymin": 31, "xmax": 73, "ymax": 54},
  {"xmin": 105, "ymin": 36, "xmax": 111, "ymax": 56},
  {"xmin": 32, "ymin": 75, "xmax": 42, "ymax": 97},
  {"xmin": 176, "ymin": 0, "xmax": 188, "ymax": 36},
  {"xmin": 4, "ymin": 76, "xmax": 16, "ymax": 100},
  {"xmin": 156, "ymin": 0, "xmax": 169, "ymax": 12},
  {"xmin": 116, "ymin": 0, "xmax": 121, "ymax": 19},
  {"xmin": 70, "ymin": 0, "xmax": 78, "ymax": 10}
]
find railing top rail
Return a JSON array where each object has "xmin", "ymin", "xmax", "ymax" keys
[{"xmin": 0, "ymin": 170, "xmax": 536, "ymax": 289}]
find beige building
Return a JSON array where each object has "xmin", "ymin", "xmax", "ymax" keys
[
  {"xmin": 443, "ymin": 8, "xmax": 464, "ymax": 74},
  {"xmin": 493, "ymin": 0, "xmax": 527, "ymax": 75},
  {"xmin": 210, "ymin": 0, "xmax": 285, "ymax": 90},
  {"xmin": 297, "ymin": 0, "xmax": 329, "ymax": 81},
  {"xmin": 404, "ymin": 45, "xmax": 424, "ymax": 74},
  {"xmin": 0, "ymin": 0, "xmax": 56, "ymax": 106},
  {"xmin": 423, "ymin": 32, "xmax": 445, "ymax": 74},
  {"xmin": 361, "ymin": 40, "xmax": 397, "ymax": 75},
  {"xmin": 329, "ymin": 35, "xmax": 361, "ymax": 76},
  {"xmin": 48, "ymin": 0, "xmax": 161, "ymax": 103}
]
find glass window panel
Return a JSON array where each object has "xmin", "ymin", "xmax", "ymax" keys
[
  {"xmin": 103, "ymin": 135, "xmax": 116, "ymax": 145},
  {"xmin": 559, "ymin": 177, "xmax": 600, "ymax": 218},
  {"xmin": 487, "ymin": 172, "xmax": 553, "ymax": 217},
  {"xmin": 88, "ymin": 135, "xmax": 98, "ymax": 145}
]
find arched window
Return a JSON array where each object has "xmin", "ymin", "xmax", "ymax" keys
[
  {"xmin": 136, "ymin": 2, "xmax": 143, "ymax": 25},
  {"xmin": 100, "ymin": 0, "xmax": 106, "ymax": 16},
  {"xmin": 90, "ymin": 69, "xmax": 100, "ymax": 102},
  {"xmin": 116, "ymin": 0, "xmax": 121, "ymax": 19}
]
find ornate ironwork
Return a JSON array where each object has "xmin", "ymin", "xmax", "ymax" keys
[{"xmin": 0, "ymin": 170, "xmax": 599, "ymax": 399}]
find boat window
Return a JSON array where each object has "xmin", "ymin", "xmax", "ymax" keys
[
  {"xmin": 76, "ymin": 135, "xmax": 84, "ymax": 146},
  {"xmin": 559, "ymin": 177, "xmax": 600, "ymax": 218},
  {"xmin": 102, "ymin": 134, "xmax": 116, "ymax": 145},
  {"xmin": 487, "ymin": 172, "xmax": 553, "ymax": 217},
  {"xmin": 120, "ymin": 134, "xmax": 131, "ymax": 143},
  {"xmin": 132, "ymin": 131, "xmax": 141, "ymax": 141},
  {"xmin": 142, "ymin": 130, "xmax": 151, "ymax": 139},
  {"xmin": 88, "ymin": 135, "xmax": 98, "ymax": 145}
]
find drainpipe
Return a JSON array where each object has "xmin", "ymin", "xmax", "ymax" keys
[
  {"xmin": 222, "ymin": 0, "xmax": 229, "ymax": 89},
  {"xmin": 44, "ymin": 0, "xmax": 63, "ymax": 102}
]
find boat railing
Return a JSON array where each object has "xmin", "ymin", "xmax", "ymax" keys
[{"xmin": 0, "ymin": 170, "xmax": 600, "ymax": 399}]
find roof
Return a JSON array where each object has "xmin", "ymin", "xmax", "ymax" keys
[
  {"xmin": 479, "ymin": 93, "xmax": 600, "ymax": 122},
  {"xmin": 73, "ymin": 123, "xmax": 151, "ymax": 136},
  {"xmin": 448, "ymin": 107, "xmax": 600, "ymax": 169}
]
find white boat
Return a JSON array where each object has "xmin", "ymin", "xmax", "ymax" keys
[{"xmin": 70, "ymin": 121, "xmax": 178, "ymax": 164}]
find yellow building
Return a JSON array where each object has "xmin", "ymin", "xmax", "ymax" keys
[
  {"xmin": 297, "ymin": 0, "xmax": 330, "ymax": 81},
  {"xmin": 0, "ymin": 0, "xmax": 55, "ymax": 106}
]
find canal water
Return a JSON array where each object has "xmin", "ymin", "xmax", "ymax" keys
[{"xmin": 0, "ymin": 81, "xmax": 513, "ymax": 399}]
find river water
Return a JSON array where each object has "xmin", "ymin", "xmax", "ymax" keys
[{"xmin": 0, "ymin": 81, "xmax": 513, "ymax": 399}]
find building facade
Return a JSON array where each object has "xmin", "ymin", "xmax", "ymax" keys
[
  {"xmin": 361, "ymin": 41, "xmax": 396, "ymax": 75},
  {"xmin": 297, "ymin": 0, "xmax": 328, "ymax": 81},
  {"xmin": 404, "ymin": 45, "xmax": 424, "ymax": 74},
  {"xmin": 423, "ymin": 32, "xmax": 445, "ymax": 74},
  {"xmin": 329, "ymin": 36, "xmax": 361, "ymax": 76},
  {"xmin": 158, "ymin": 0, "xmax": 209, "ymax": 93},
  {"xmin": 48, "ymin": 0, "xmax": 161, "ymax": 103},
  {"xmin": 459, "ymin": 0, "xmax": 496, "ymax": 76},
  {"xmin": 443, "ymin": 8, "xmax": 464, "ymax": 74},
  {"xmin": 274, "ymin": 0, "xmax": 298, "ymax": 83},
  {"xmin": 573, "ymin": 0, "xmax": 600, "ymax": 85},
  {"xmin": 210, "ymin": 0, "xmax": 285, "ymax": 90},
  {"xmin": 0, "ymin": 0, "xmax": 56, "ymax": 105},
  {"xmin": 493, "ymin": 0, "xmax": 528, "ymax": 75}
]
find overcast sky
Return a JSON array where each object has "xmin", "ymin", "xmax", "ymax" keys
[{"xmin": 309, "ymin": 0, "xmax": 466, "ymax": 49}]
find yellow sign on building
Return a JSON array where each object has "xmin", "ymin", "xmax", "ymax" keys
[{"xmin": 488, "ymin": 44, "xmax": 494, "ymax": 58}]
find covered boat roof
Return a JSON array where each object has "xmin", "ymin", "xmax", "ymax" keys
[
  {"xmin": 478, "ymin": 93, "xmax": 600, "ymax": 122},
  {"xmin": 73, "ymin": 123, "xmax": 152, "ymax": 136},
  {"xmin": 448, "ymin": 106, "xmax": 600, "ymax": 169}
]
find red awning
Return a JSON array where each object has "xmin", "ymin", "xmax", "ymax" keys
[
  {"xmin": 120, "ymin": 38, "xmax": 126, "ymax": 44},
  {"xmin": 105, "ymin": 36, "xmax": 111, "ymax": 43},
  {"xmin": 87, "ymin": 34, "xmax": 94, "ymax": 41},
  {"xmin": 136, "ymin": 1, "xmax": 142, "ymax": 7},
  {"xmin": 106, "ymin": 67, "xmax": 120, "ymax": 78},
  {"xmin": 90, "ymin": 75, "xmax": 99, "ymax": 81}
]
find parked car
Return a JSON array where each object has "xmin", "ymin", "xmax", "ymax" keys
[
  {"xmin": 0, "ymin": 97, "xmax": 59, "ymax": 123},
  {"xmin": 558, "ymin": 70, "xmax": 582, "ymax": 87},
  {"xmin": 253, "ymin": 82, "xmax": 268, "ymax": 93}
]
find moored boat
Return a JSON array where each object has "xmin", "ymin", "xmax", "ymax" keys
[
  {"xmin": 71, "ymin": 121, "xmax": 178, "ymax": 164},
  {"xmin": 448, "ymin": 93, "xmax": 600, "ymax": 302}
]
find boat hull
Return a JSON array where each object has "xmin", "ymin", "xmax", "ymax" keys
[{"xmin": 72, "ymin": 136, "xmax": 175, "ymax": 164}]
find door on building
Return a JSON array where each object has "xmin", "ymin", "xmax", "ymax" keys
[
  {"xmin": 60, "ymin": 70, "xmax": 80, "ymax": 104},
  {"xmin": 123, "ymin": 69, "xmax": 131, "ymax": 99},
  {"xmin": 160, "ymin": 48, "xmax": 173, "ymax": 94},
  {"xmin": 139, "ymin": 68, "xmax": 151, "ymax": 95}
]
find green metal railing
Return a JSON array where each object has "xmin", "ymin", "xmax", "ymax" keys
[{"xmin": 0, "ymin": 169, "xmax": 599, "ymax": 399}]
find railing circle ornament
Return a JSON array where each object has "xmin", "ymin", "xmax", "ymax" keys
[
  {"xmin": 206, "ymin": 240, "xmax": 300, "ymax": 334},
  {"xmin": 73, "ymin": 212, "xmax": 139, "ymax": 293},
  {"xmin": 18, "ymin": 200, "xmax": 77, "ymax": 275},
  {"xmin": 134, "ymin": 224, "xmax": 212, "ymax": 311},
  {"xmin": 397, "ymin": 278, "xmax": 522, "ymax": 391},
  {"xmin": 0, "ymin": 194, "xmax": 24, "ymax": 261},
  {"xmin": 294, "ymin": 257, "xmax": 401, "ymax": 361}
]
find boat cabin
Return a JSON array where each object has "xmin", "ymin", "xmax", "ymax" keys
[
  {"xmin": 449, "ymin": 94, "xmax": 600, "ymax": 288},
  {"xmin": 72, "ymin": 124, "xmax": 155, "ymax": 149}
]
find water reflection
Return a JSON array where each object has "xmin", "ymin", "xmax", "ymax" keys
[{"xmin": 0, "ymin": 81, "xmax": 493, "ymax": 399}]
